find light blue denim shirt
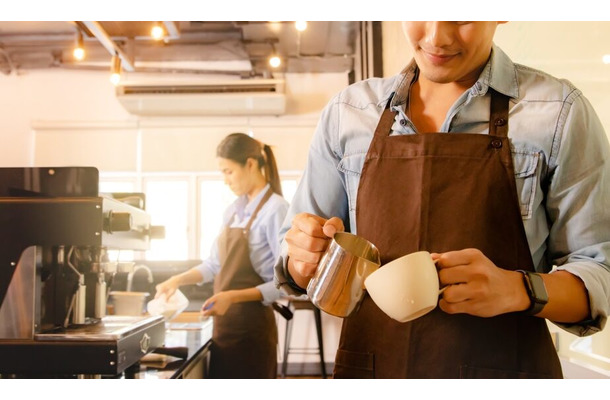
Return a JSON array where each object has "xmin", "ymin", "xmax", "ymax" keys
[
  {"xmin": 275, "ymin": 45, "xmax": 610, "ymax": 336},
  {"xmin": 197, "ymin": 184, "xmax": 289, "ymax": 305}
]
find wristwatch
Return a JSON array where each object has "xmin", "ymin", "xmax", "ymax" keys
[{"xmin": 516, "ymin": 270, "xmax": 548, "ymax": 316}]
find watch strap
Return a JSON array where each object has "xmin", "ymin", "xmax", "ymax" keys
[{"xmin": 516, "ymin": 270, "xmax": 548, "ymax": 316}]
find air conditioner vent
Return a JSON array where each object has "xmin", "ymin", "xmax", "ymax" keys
[
  {"xmin": 115, "ymin": 79, "xmax": 286, "ymax": 116},
  {"xmin": 121, "ymin": 83, "xmax": 279, "ymax": 95}
]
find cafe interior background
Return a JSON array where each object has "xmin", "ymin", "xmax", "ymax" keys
[{"xmin": 1, "ymin": 9, "xmax": 610, "ymax": 383}]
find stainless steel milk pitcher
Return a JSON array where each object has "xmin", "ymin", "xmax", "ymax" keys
[{"xmin": 307, "ymin": 232, "xmax": 380, "ymax": 317}]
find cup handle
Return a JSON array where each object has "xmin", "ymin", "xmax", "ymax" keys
[{"xmin": 433, "ymin": 259, "xmax": 448, "ymax": 296}]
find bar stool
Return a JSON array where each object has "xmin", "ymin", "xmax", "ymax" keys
[{"xmin": 281, "ymin": 298, "xmax": 327, "ymax": 378}]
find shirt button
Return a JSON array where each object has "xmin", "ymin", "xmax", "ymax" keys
[
  {"xmin": 490, "ymin": 139, "xmax": 503, "ymax": 149},
  {"xmin": 400, "ymin": 119, "xmax": 407, "ymax": 126}
]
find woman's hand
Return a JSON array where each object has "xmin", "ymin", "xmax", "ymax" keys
[
  {"xmin": 434, "ymin": 248, "xmax": 530, "ymax": 318},
  {"xmin": 155, "ymin": 276, "xmax": 180, "ymax": 300},
  {"xmin": 201, "ymin": 291, "xmax": 235, "ymax": 316},
  {"xmin": 284, "ymin": 213, "xmax": 344, "ymax": 288}
]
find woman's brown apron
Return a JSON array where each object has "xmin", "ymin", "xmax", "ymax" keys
[
  {"xmin": 333, "ymin": 90, "xmax": 563, "ymax": 378},
  {"xmin": 209, "ymin": 188, "xmax": 278, "ymax": 379}
]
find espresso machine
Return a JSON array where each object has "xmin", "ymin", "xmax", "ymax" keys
[{"xmin": 0, "ymin": 167, "xmax": 165, "ymax": 377}]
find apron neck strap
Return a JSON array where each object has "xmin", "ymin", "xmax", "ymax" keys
[
  {"xmin": 242, "ymin": 186, "xmax": 274, "ymax": 233},
  {"xmin": 489, "ymin": 89, "xmax": 510, "ymax": 138}
]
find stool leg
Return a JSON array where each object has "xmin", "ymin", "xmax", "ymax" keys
[
  {"xmin": 282, "ymin": 304, "xmax": 294, "ymax": 378},
  {"xmin": 313, "ymin": 307, "xmax": 327, "ymax": 378}
]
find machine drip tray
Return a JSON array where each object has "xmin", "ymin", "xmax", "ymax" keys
[
  {"xmin": 0, "ymin": 315, "xmax": 165, "ymax": 376},
  {"xmin": 35, "ymin": 315, "xmax": 163, "ymax": 341}
]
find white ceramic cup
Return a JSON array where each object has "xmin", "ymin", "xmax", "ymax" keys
[{"xmin": 364, "ymin": 251, "xmax": 444, "ymax": 323}]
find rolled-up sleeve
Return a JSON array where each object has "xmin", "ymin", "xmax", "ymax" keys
[
  {"xmin": 546, "ymin": 93, "xmax": 610, "ymax": 336},
  {"xmin": 274, "ymin": 94, "xmax": 350, "ymax": 294}
]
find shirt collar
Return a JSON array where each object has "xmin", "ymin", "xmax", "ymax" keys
[
  {"xmin": 477, "ymin": 44, "xmax": 519, "ymax": 99},
  {"xmin": 389, "ymin": 44, "xmax": 519, "ymax": 108},
  {"xmin": 235, "ymin": 183, "xmax": 271, "ymax": 220}
]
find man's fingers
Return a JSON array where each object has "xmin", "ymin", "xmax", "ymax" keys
[
  {"xmin": 434, "ymin": 248, "xmax": 482, "ymax": 269},
  {"xmin": 292, "ymin": 213, "xmax": 328, "ymax": 238},
  {"xmin": 285, "ymin": 227, "xmax": 330, "ymax": 253},
  {"xmin": 291, "ymin": 259, "xmax": 320, "ymax": 279},
  {"xmin": 287, "ymin": 244, "xmax": 326, "ymax": 266},
  {"xmin": 322, "ymin": 217, "xmax": 345, "ymax": 238}
]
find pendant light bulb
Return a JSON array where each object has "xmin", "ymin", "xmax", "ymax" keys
[
  {"xmin": 295, "ymin": 21, "xmax": 307, "ymax": 32},
  {"xmin": 151, "ymin": 23, "xmax": 165, "ymax": 40},
  {"xmin": 110, "ymin": 72, "xmax": 121, "ymax": 86},
  {"xmin": 110, "ymin": 54, "xmax": 122, "ymax": 86},
  {"xmin": 73, "ymin": 47, "xmax": 85, "ymax": 61},
  {"xmin": 269, "ymin": 55, "xmax": 281, "ymax": 68},
  {"xmin": 73, "ymin": 31, "xmax": 85, "ymax": 61}
]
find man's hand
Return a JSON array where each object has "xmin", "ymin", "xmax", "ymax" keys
[
  {"xmin": 285, "ymin": 213, "xmax": 344, "ymax": 288},
  {"xmin": 433, "ymin": 248, "xmax": 530, "ymax": 318}
]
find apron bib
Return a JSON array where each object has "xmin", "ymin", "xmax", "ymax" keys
[
  {"xmin": 209, "ymin": 188, "xmax": 278, "ymax": 379},
  {"xmin": 333, "ymin": 90, "xmax": 562, "ymax": 378}
]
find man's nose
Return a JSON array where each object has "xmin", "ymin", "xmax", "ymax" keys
[{"xmin": 425, "ymin": 21, "xmax": 453, "ymax": 48}]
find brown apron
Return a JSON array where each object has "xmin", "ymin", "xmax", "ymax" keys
[
  {"xmin": 333, "ymin": 89, "xmax": 563, "ymax": 378},
  {"xmin": 209, "ymin": 187, "xmax": 278, "ymax": 379}
]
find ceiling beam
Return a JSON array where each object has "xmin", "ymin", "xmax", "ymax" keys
[{"xmin": 80, "ymin": 21, "xmax": 135, "ymax": 71}]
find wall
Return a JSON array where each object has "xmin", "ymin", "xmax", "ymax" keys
[{"xmin": 0, "ymin": 70, "xmax": 348, "ymax": 169}]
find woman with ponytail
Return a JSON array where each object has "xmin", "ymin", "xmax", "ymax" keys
[{"xmin": 155, "ymin": 132, "xmax": 289, "ymax": 378}]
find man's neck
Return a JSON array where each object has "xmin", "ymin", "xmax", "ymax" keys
[{"xmin": 409, "ymin": 77, "xmax": 475, "ymax": 133}]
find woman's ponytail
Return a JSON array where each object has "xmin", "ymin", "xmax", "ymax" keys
[{"xmin": 262, "ymin": 144, "xmax": 283, "ymax": 197}]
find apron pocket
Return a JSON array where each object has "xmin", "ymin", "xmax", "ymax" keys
[
  {"xmin": 334, "ymin": 349, "xmax": 375, "ymax": 379},
  {"xmin": 459, "ymin": 364, "xmax": 555, "ymax": 379},
  {"xmin": 512, "ymin": 151, "xmax": 540, "ymax": 219}
]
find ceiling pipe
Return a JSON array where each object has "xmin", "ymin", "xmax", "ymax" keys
[
  {"xmin": 80, "ymin": 21, "xmax": 135, "ymax": 71},
  {"xmin": 163, "ymin": 22, "xmax": 180, "ymax": 40}
]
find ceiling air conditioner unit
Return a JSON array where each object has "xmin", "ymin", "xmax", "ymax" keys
[{"xmin": 115, "ymin": 79, "xmax": 286, "ymax": 116}]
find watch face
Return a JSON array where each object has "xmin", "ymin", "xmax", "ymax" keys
[{"xmin": 529, "ymin": 272, "xmax": 548, "ymax": 304}]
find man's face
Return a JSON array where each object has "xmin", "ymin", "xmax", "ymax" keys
[{"xmin": 402, "ymin": 22, "xmax": 502, "ymax": 85}]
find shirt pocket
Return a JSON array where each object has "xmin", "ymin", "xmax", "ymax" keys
[
  {"xmin": 337, "ymin": 153, "xmax": 367, "ymax": 212},
  {"xmin": 512, "ymin": 151, "xmax": 540, "ymax": 219}
]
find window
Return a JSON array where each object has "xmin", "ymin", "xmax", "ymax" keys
[
  {"xmin": 199, "ymin": 179, "xmax": 237, "ymax": 260},
  {"xmin": 100, "ymin": 172, "xmax": 301, "ymax": 262},
  {"xmin": 144, "ymin": 179, "xmax": 190, "ymax": 261}
]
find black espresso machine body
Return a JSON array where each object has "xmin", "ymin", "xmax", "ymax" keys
[{"xmin": 0, "ymin": 167, "xmax": 165, "ymax": 377}]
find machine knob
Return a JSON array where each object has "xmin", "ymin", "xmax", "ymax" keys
[
  {"xmin": 104, "ymin": 211, "xmax": 132, "ymax": 233},
  {"xmin": 148, "ymin": 225, "xmax": 166, "ymax": 239}
]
